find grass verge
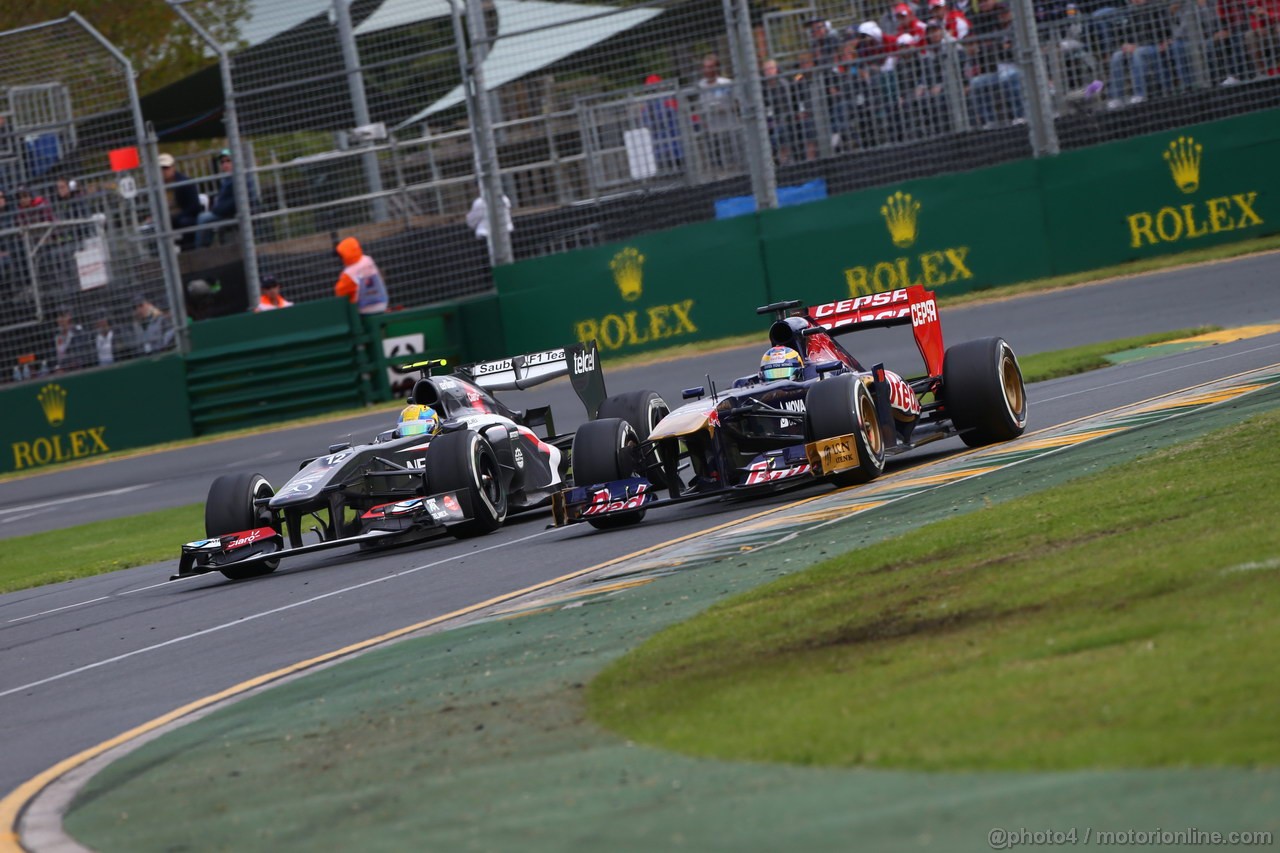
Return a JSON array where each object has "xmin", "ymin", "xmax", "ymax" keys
[
  {"xmin": 1016, "ymin": 326, "xmax": 1218, "ymax": 381},
  {"xmin": 0, "ymin": 504, "xmax": 201, "ymax": 593},
  {"xmin": 589, "ymin": 408, "xmax": 1280, "ymax": 770}
]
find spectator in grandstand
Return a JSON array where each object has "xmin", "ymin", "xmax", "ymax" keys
[
  {"xmin": 14, "ymin": 187, "xmax": 53, "ymax": 227},
  {"xmin": 466, "ymin": 187, "xmax": 514, "ymax": 266},
  {"xmin": 93, "ymin": 311, "xmax": 118, "ymax": 367},
  {"xmin": 892, "ymin": 2, "xmax": 929, "ymax": 44},
  {"xmin": 928, "ymin": 0, "xmax": 972, "ymax": 38},
  {"xmin": 911, "ymin": 22, "xmax": 954, "ymax": 136},
  {"xmin": 1105, "ymin": 0, "xmax": 1175, "ymax": 106},
  {"xmin": 807, "ymin": 18, "xmax": 844, "ymax": 65},
  {"xmin": 159, "ymin": 153, "xmax": 203, "ymax": 250},
  {"xmin": 1167, "ymin": 0, "xmax": 1218, "ymax": 86},
  {"xmin": 255, "ymin": 274, "xmax": 293, "ymax": 312},
  {"xmin": 334, "ymin": 236, "xmax": 389, "ymax": 315},
  {"xmin": 1051, "ymin": 2, "xmax": 1107, "ymax": 97},
  {"xmin": 1214, "ymin": 0, "xmax": 1254, "ymax": 82},
  {"xmin": 761, "ymin": 59, "xmax": 800, "ymax": 163},
  {"xmin": 52, "ymin": 178, "xmax": 89, "ymax": 222},
  {"xmin": 197, "ymin": 149, "xmax": 255, "ymax": 248},
  {"xmin": 130, "ymin": 293, "xmax": 176, "ymax": 356},
  {"xmin": 697, "ymin": 53, "xmax": 740, "ymax": 172},
  {"xmin": 968, "ymin": 3, "xmax": 1028, "ymax": 127},
  {"xmin": 52, "ymin": 305, "xmax": 93, "ymax": 372},
  {"xmin": 640, "ymin": 74, "xmax": 684, "ymax": 173},
  {"xmin": 839, "ymin": 22, "xmax": 897, "ymax": 147},
  {"xmin": 1245, "ymin": 0, "xmax": 1280, "ymax": 77},
  {"xmin": 789, "ymin": 53, "xmax": 821, "ymax": 161}
]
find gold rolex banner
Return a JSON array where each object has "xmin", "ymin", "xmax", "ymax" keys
[
  {"xmin": 1039, "ymin": 111, "xmax": 1277, "ymax": 273},
  {"xmin": 0, "ymin": 356, "xmax": 193, "ymax": 474},
  {"xmin": 494, "ymin": 216, "xmax": 770, "ymax": 357},
  {"xmin": 757, "ymin": 157, "xmax": 1053, "ymax": 307}
]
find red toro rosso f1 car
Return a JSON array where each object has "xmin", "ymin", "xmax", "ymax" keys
[
  {"xmin": 554, "ymin": 285, "xmax": 1027, "ymax": 529},
  {"xmin": 175, "ymin": 343, "xmax": 607, "ymax": 580}
]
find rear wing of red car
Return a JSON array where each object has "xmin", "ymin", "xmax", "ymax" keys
[{"xmin": 806, "ymin": 285, "xmax": 944, "ymax": 379}]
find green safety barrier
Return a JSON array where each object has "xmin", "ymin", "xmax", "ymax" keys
[
  {"xmin": 494, "ymin": 215, "xmax": 770, "ymax": 357},
  {"xmin": 758, "ymin": 157, "xmax": 1053, "ymax": 305},
  {"xmin": 1039, "ymin": 111, "xmax": 1277, "ymax": 273},
  {"xmin": 184, "ymin": 299, "xmax": 379, "ymax": 435},
  {"xmin": 1, "ymin": 356, "xmax": 193, "ymax": 475},
  {"xmin": 361, "ymin": 294, "xmax": 506, "ymax": 400}
]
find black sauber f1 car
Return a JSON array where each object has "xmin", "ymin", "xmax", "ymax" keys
[
  {"xmin": 174, "ymin": 343, "xmax": 608, "ymax": 580},
  {"xmin": 553, "ymin": 284, "xmax": 1027, "ymax": 529}
]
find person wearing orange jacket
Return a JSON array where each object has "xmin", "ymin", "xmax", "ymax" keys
[
  {"xmin": 333, "ymin": 236, "xmax": 388, "ymax": 314},
  {"xmin": 255, "ymin": 274, "xmax": 294, "ymax": 311}
]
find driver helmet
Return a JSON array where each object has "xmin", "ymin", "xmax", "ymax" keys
[
  {"xmin": 760, "ymin": 346, "xmax": 805, "ymax": 381},
  {"xmin": 396, "ymin": 403, "xmax": 440, "ymax": 437}
]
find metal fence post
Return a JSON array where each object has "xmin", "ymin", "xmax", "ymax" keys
[
  {"xmin": 727, "ymin": 0, "xmax": 778, "ymax": 211},
  {"xmin": 334, "ymin": 0, "xmax": 388, "ymax": 223},
  {"xmin": 169, "ymin": 0, "xmax": 263, "ymax": 309},
  {"xmin": 1011, "ymin": 0, "xmax": 1059, "ymax": 156},
  {"xmin": 69, "ymin": 12, "xmax": 189, "ymax": 352},
  {"xmin": 463, "ymin": 0, "xmax": 513, "ymax": 267}
]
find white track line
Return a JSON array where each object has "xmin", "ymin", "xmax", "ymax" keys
[
  {"xmin": 0, "ymin": 528, "xmax": 556, "ymax": 699},
  {"xmin": 1037, "ymin": 340, "xmax": 1280, "ymax": 403},
  {"xmin": 5, "ymin": 576, "xmax": 205, "ymax": 624},
  {"xmin": 0, "ymin": 484, "xmax": 152, "ymax": 517}
]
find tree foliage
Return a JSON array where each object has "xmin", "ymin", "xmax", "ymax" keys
[{"xmin": 0, "ymin": 0, "xmax": 247, "ymax": 94}]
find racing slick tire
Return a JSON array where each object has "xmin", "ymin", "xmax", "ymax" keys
[
  {"xmin": 427, "ymin": 429, "xmax": 508, "ymax": 539},
  {"xmin": 204, "ymin": 472, "xmax": 281, "ymax": 580},
  {"xmin": 571, "ymin": 417, "xmax": 646, "ymax": 529},
  {"xmin": 942, "ymin": 337, "xmax": 1028, "ymax": 448},
  {"xmin": 597, "ymin": 389, "xmax": 670, "ymax": 488},
  {"xmin": 805, "ymin": 374, "xmax": 887, "ymax": 487}
]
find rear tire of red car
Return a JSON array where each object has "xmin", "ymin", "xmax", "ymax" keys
[
  {"xmin": 205, "ymin": 472, "xmax": 281, "ymax": 579},
  {"xmin": 942, "ymin": 337, "xmax": 1028, "ymax": 447},
  {"xmin": 429, "ymin": 430, "xmax": 508, "ymax": 539},
  {"xmin": 572, "ymin": 417, "xmax": 646, "ymax": 529},
  {"xmin": 597, "ymin": 389, "xmax": 670, "ymax": 488},
  {"xmin": 805, "ymin": 374, "xmax": 886, "ymax": 487}
]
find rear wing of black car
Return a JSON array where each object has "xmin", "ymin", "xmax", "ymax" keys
[{"xmin": 456, "ymin": 341, "xmax": 607, "ymax": 419}]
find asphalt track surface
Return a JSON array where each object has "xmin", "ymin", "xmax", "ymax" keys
[{"xmin": 1, "ymin": 252, "xmax": 1279, "ymax": 804}]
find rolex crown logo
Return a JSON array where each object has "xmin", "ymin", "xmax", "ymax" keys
[
  {"xmin": 881, "ymin": 191, "xmax": 921, "ymax": 249},
  {"xmin": 611, "ymin": 247, "xmax": 645, "ymax": 302},
  {"xmin": 1163, "ymin": 136, "xmax": 1202, "ymax": 194},
  {"xmin": 38, "ymin": 383, "xmax": 67, "ymax": 427}
]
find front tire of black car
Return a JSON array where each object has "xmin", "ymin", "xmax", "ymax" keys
[
  {"xmin": 572, "ymin": 417, "xmax": 646, "ymax": 529},
  {"xmin": 428, "ymin": 429, "xmax": 508, "ymax": 539},
  {"xmin": 942, "ymin": 337, "xmax": 1028, "ymax": 448},
  {"xmin": 805, "ymin": 374, "xmax": 886, "ymax": 488},
  {"xmin": 597, "ymin": 389, "xmax": 670, "ymax": 488},
  {"xmin": 205, "ymin": 472, "xmax": 281, "ymax": 579}
]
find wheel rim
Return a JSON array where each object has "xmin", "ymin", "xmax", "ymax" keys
[
  {"xmin": 856, "ymin": 386, "xmax": 883, "ymax": 459},
  {"xmin": 475, "ymin": 446, "xmax": 505, "ymax": 517},
  {"xmin": 998, "ymin": 349, "xmax": 1026, "ymax": 424}
]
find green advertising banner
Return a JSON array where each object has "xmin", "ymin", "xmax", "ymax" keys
[
  {"xmin": 0, "ymin": 356, "xmax": 193, "ymax": 475},
  {"xmin": 495, "ymin": 216, "xmax": 770, "ymax": 357},
  {"xmin": 1039, "ymin": 111, "xmax": 1280, "ymax": 274},
  {"xmin": 757, "ymin": 158, "xmax": 1054, "ymax": 306}
]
